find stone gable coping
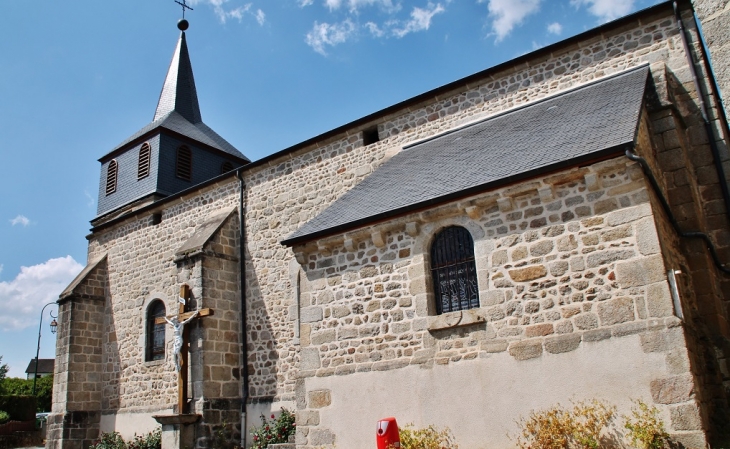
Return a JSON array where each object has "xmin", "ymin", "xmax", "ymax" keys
[
  {"xmin": 58, "ymin": 254, "xmax": 107, "ymax": 302},
  {"xmin": 174, "ymin": 206, "xmax": 237, "ymax": 262}
]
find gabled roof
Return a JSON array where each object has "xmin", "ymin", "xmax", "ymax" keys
[
  {"xmin": 174, "ymin": 206, "xmax": 237, "ymax": 261},
  {"xmin": 25, "ymin": 358, "xmax": 54, "ymax": 375},
  {"xmin": 101, "ymin": 32, "xmax": 248, "ymax": 163},
  {"xmin": 282, "ymin": 65, "xmax": 649, "ymax": 246}
]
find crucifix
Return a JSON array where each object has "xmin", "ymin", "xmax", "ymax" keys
[
  {"xmin": 174, "ymin": 0, "xmax": 193, "ymax": 19},
  {"xmin": 156, "ymin": 284, "xmax": 213, "ymax": 414}
]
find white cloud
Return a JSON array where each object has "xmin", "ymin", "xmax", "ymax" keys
[
  {"xmin": 365, "ymin": 21, "xmax": 385, "ymax": 37},
  {"xmin": 392, "ymin": 3, "xmax": 445, "ymax": 38},
  {"xmin": 256, "ymin": 9, "xmax": 266, "ymax": 25},
  {"xmin": 188, "ymin": 0, "xmax": 265, "ymax": 25},
  {"xmin": 10, "ymin": 215, "xmax": 30, "ymax": 227},
  {"xmin": 325, "ymin": 0, "xmax": 399, "ymax": 13},
  {"xmin": 325, "ymin": 0, "xmax": 343, "ymax": 10},
  {"xmin": 547, "ymin": 22, "xmax": 562, "ymax": 35},
  {"xmin": 299, "ymin": 0, "xmax": 314, "ymax": 6},
  {"xmin": 306, "ymin": 19, "xmax": 357, "ymax": 55},
  {"xmin": 84, "ymin": 190, "xmax": 95, "ymax": 208},
  {"xmin": 571, "ymin": 0, "xmax": 635, "ymax": 22},
  {"xmin": 481, "ymin": 0, "xmax": 541, "ymax": 42},
  {"xmin": 0, "ymin": 256, "xmax": 83, "ymax": 331},
  {"xmin": 0, "ymin": 264, "xmax": 3, "ymax": 276}
]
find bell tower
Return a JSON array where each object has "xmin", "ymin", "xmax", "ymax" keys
[{"xmin": 93, "ymin": 18, "xmax": 249, "ymax": 223}]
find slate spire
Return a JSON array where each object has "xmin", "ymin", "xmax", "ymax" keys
[{"xmin": 153, "ymin": 27, "xmax": 201, "ymax": 123}]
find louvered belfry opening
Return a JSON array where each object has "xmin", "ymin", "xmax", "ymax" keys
[
  {"xmin": 176, "ymin": 146, "xmax": 192, "ymax": 181},
  {"xmin": 431, "ymin": 226, "xmax": 479, "ymax": 314},
  {"xmin": 105, "ymin": 160, "xmax": 118, "ymax": 196},
  {"xmin": 138, "ymin": 143, "xmax": 151, "ymax": 179},
  {"xmin": 221, "ymin": 161, "xmax": 233, "ymax": 174}
]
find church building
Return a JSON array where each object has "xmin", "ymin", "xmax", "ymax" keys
[{"xmin": 49, "ymin": 1, "xmax": 730, "ymax": 448}]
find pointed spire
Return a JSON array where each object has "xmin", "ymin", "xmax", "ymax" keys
[{"xmin": 153, "ymin": 26, "xmax": 201, "ymax": 124}]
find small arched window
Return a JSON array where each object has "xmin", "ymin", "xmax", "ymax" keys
[
  {"xmin": 146, "ymin": 300, "xmax": 166, "ymax": 362},
  {"xmin": 105, "ymin": 160, "xmax": 118, "ymax": 196},
  {"xmin": 431, "ymin": 226, "xmax": 479, "ymax": 314},
  {"xmin": 176, "ymin": 146, "xmax": 192, "ymax": 181},
  {"xmin": 138, "ymin": 143, "xmax": 151, "ymax": 180},
  {"xmin": 220, "ymin": 161, "xmax": 233, "ymax": 174}
]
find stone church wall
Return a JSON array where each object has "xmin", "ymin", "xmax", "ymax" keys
[{"xmin": 52, "ymin": 2, "xmax": 730, "ymax": 448}]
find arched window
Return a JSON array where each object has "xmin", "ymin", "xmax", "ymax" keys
[
  {"xmin": 105, "ymin": 160, "xmax": 118, "ymax": 196},
  {"xmin": 138, "ymin": 143, "xmax": 151, "ymax": 180},
  {"xmin": 146, "ymin": 300, "xmax": 166, "ymax": 362},
  {"xmin": 176, "ymin": 146, "xmax": 192, "ymax": 181},
  {"xmin": 430, "ymin": 226, "xmax": 479, "ymax": 314}
]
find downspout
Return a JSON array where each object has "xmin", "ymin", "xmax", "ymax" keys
[
  {"xmin": 625, "ymin": 147, "xmax": 730, "ymax": 274},
  {"xmin": 237, "ymin": 169, "xmax": 249, "ymax": 447},
  {"xmin": 673, "ymin": 1, "xmax": 730, "ymax": 223}
]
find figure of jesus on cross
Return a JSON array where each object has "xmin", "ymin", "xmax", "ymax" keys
[{"xmin": 155, "ymin": 284, "xmax": 214, "ymax": 414}]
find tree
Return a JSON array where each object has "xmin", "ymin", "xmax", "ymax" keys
[
  {"xmin": 0, "ymin": 356, "xmax": 7, "ymax": 383},
  {"xmin": 1, "ymin": 376, "xmax": 54, "ymax": 412}
]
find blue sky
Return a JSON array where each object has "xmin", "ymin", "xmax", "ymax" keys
[{"xmin": 0, "ymin": 0, "xmax": 662, "ymax": 378}]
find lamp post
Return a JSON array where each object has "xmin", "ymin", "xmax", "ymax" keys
[{"xmin": 32, "ymin": 302, "xmax": 58, "ymax": 395}]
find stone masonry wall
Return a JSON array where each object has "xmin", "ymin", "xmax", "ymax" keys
[
  {"xmin": 290, "ymin": 148, "xmax": 705, "ymax": 447},
  {"xmin": 241, "ymin": 7, "xmax": 724, "ymax": 408},
  {"xmin": 86, "ymin": 181, "xmax": 240, "ymax": 415}
]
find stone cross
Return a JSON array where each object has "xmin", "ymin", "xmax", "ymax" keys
[{"xmin": 155, "ymin": 284, "xmax": 213, "ymax": 414}]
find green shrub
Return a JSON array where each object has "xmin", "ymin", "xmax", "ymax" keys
[
  {"xmin": 0, "ymin": 410, "xmax": 10, "ymax": 425},
  {"xmin": 0, "ymin": 376, "xmax": 53, "ymax": 412},
  {"xmin": 127, "ymin": 429, "xmax": 162, "ymax": 449},
  {"xmin": 90, "ymin": 430, "xmax": 161, "ymax": 449},
  {"xmin": 515, "ymin": 400, "xmax": 616, "ymax": 449},
  {"xmin": 90, "ymin": 432, "xmax": 127, "ymax": 449},
  {"xmin": 250, "ymin": 408, "xmax": 296, "ymax": 449},
  {"xmin": 0, "ymin": 395, "xmax": 37, "ymax": 421},
  {"xmin": 397, "ymin": 423, "xmax": 458, "ymax": 449},
  {"xmin": 623, "ymin": 400, "xmax": 669, "ymax": 449}
]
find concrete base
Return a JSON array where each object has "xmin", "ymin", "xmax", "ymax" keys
[{"xmin": 153, "ymin": 415, "xmax": 201, "ymax": 449}]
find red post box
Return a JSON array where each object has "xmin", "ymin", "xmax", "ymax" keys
[{"xmin": 376, "ymin": 417, "xmax": 400, "ymax": 449}]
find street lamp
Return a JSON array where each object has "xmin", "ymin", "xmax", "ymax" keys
[{"xmin": 32, "ymin": 302, "xmax": 58, "ymax": 395}]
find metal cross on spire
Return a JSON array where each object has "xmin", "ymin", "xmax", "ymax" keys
[{"xmin": 174, "ymin": 0, "xmax": 193, "ymax": 19}]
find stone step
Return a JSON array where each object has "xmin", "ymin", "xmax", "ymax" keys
[{"xmin": 267, "ymin": 444, "xmax": 295, "ymax": 449}]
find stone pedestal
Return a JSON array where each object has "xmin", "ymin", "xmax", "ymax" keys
[{"xmin": 153, "ymin": 414, "xmax": 201, "ymax": 449}]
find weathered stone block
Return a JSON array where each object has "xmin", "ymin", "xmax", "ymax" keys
[
  {"xmin": 300, "ymin": 348, "xmax": 321, "ymax": 371},
  {"xmin": 544, "ymin": 334, "xmax": 581, "ymax": 354},
  {"xmin": 636, "ymin": 217, "xmax": 661, "ymax": 255},
  {"xmin": 597, "ymin": 297, "xmax": 635, "ymax": 326},
  {"xmin": 308, "ymin": 428, "xmax": 336, "ymax": 446},
  {"xmin": 586, "ymin": 250, "xmax": 635, "ymax": 268},
  {"xmin": 508, "ymin": 265, "xmax": 547, "ymax": 282},
  {"xmin": 650, "ymin": 374, "xmax": 695, "ymax": 404},
  {"xmin": 526, "ymin": 323, "xmax": 554, "ymax": 337},
  {"xmin": 606, "ymin": 203, "xmax": 651, "ymax": 226},
  {"xmin": 296, "ymin": 410, "xmax": 320, "ymax": 426},
  {"xmin": 309, "ymin": 390, "xmax": 331, "ymax": 408},
  {"xmin": 670, "ymin": 403, "xmax": 703, "ymax": 431},
  {"xmin": 301, "ymin": 307, "xmax": 323, "ymax": 323},
  {"xmin": 615, "ymin": 255, "xmax": 665, "ymax": 287},
  {"xmin": 574, "ymin": 313, "xmax": 598, "ymax": 330},
  {"xmin": 646, "ymin": 282, "xmax": 673, "ymax": 318},
  {"xmin": 508, "ymin": 340, "xmax": 543, "ymax": 360},
  {"xmin": 481, "ymin": 340, "xmax": 508, "ymax": 353}
]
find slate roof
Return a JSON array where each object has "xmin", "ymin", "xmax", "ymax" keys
[
  {"xmin": 102, "ymin": 32, "xmax": 248, "ymax": 162},
  {"xmin": 174, "ymin": 207, "xmax": 237, "ymax": 261},
  {"xmin": 282, "ymin": 65, "xmax": 649, "ymax": 246},
  {"xmin": 25, "ymin": 358, "xmax": 55, "ymax": 375}
]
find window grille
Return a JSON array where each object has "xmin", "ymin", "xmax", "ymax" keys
[
  {"xmin": 430, "ymin": 226, "xmax": 479, "ymax": 314},
  {"xmin": 146, "ymin": 300, "xmax": 166, "ymax": 362},
  {"xmin": 221, "ymin": 161, "xmax": 233, "ymax": 174},
  {"xmin": 105, "ymin": 160, "xmax": 118, "ymax": 195},
  {"xmin": 176, "ymin": 146, "xmax": 192, "ymax": 181},
  {"xmin": 138, "ymin": 143, "xmax": 151, "ymax": 179}
]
